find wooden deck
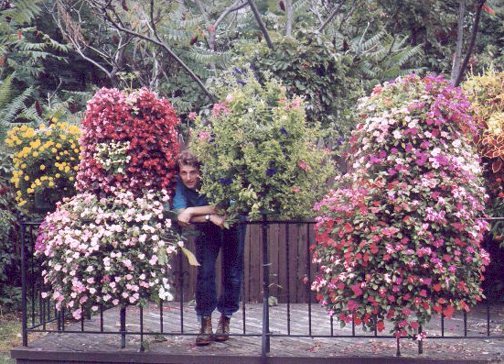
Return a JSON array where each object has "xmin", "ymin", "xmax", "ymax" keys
[{"xmin": 10, "ymin": 303, "xmax": 504, "ymax": 363}]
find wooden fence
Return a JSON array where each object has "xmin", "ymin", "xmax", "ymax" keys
[{"xmin": 175, "ymin": 222, "xmax": 317, "ymax": 304}]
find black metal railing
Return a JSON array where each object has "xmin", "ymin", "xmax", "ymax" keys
[{"xmin": 19, "ymin": 216, "xmax": 504, "ymax": 358}]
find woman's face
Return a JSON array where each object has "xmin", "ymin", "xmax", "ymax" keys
[{"xmin": 179, "ymin": 164, "xmax": 200, "ymax": 190}]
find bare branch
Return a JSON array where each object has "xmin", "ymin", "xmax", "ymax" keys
[
  {"xmin": 206, "ymin": 0, "xmax": 248, "ymax": 52},
  {"xmin": 318, "ymin": 0, "xmax": 346, "ymax": 33},
  {"xmin": 52, "ymin": 1, "xmax": 115, "ymax": 81},
  {"xmin": 98, "ymin": 4, "xmax": 215, "ymax": 101},
  {"xmin": 338, "ymin": 0, "xmax": 357, "ymax": 32},
  {"xmin": 247, "ymin": 0, "xmax": 274, "ymax": 49},
  {"xmin": 214, "ymin": 0, "xmax": 248, "ymax": 30}
]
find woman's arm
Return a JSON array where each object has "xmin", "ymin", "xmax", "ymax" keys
[{"xmin": 177, "ymin": 205, "xmax": 216, "ymax": 226}]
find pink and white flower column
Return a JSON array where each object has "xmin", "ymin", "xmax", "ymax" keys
[{"xmin": 312, "ymin": 75, "xmax": 490, "ymax": 342}]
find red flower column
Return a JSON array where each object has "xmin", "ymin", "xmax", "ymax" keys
[
  {"xmin": 76, "ymin": 87, "xmax": 180, "ymax": 196},
  {"xmin": 312, "ymin": 75, "xmax": 490, "ymax": 343}
]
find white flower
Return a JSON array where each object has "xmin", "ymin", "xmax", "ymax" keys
[{"xmin": 430, "ymin": 147, "xmax": 441, "ymax": 157}]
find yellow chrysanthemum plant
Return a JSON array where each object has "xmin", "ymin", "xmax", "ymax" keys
[
  {"xmin": 463, "ymin": 69, "xmax": 504, "ymax": 239},
  {"xmin": 5, "ymin": 120, "xmax": 81, "ymax": 213}
]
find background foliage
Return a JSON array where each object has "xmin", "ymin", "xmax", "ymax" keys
[{"xmin": 1, "ymin": 0, "xmax": 504, "ymax": 311}]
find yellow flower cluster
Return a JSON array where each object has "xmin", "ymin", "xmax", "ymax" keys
[{"xmin": 5, "ymin": 120, "xmax": 82, "ymax": 212}]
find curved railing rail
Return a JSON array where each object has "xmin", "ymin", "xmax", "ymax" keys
[{"xmin": 19, "ymin": 216, "xmax": 504, "ymax": 358}]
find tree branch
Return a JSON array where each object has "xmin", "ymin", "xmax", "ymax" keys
[
  {"xmin": 247, "ymin": 0, "xmax": 274, "ymax": 49},
  {"xmin": 209, "ymin": 0, "xmax": 247, "ymax": 52},
  {"xmin": 338, "ymin": 0, "xmax": 357, "ymax": 32},
  {"xmin": 99, "ymin": 3, "xmax": 216, "ymax": 101},
  {"xmin": 318, "ymin": 0, "xmax": 346, "ymax": 33},
  {"xmin": 51, "ymin": 1, "xmax": 116, "ymax": 82},
  {"xmin": 454, "ymin": 0, "xmax": 485, "ymax": 86},
  {"xmin": 214, "ymin": 0, "xmax": 248, "ymax": 30}
]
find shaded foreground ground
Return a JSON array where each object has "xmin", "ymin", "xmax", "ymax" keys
[
  {"xmin": 1, "ymin": 314, "xmax": 20, "ymax": 364},
  {"xmin": 11, "ymin": 303, "xmax": 504, "ymax": 363}
]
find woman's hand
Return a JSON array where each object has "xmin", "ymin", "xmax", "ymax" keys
[
  {"xmin": 210, "ymin": 214, "xmax": 226, "ymax": 229},
  {"xmin": 177, "ymin": 208, "xmax": 193, "ymax": 226}
]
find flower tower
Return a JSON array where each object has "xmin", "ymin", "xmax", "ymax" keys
[
  {"xmin": 36, "ymin": 88, "xmax": 182, "ymax": 319},
  {"xmin": 312, "ymin": 75, "xmax": 490, "ymax": 339},
  {"xmin": 76, "ymin": 87, "xmax": 180, "ymax": 196}
]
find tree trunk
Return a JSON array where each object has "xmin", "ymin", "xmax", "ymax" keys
[
  {"xmin": 285, "ymin": 0, "xmax": 293, "ymax": 37},
  {"xmin": 451, "ymin": 0, "xmax": 466, "ymax": 84},
  {"xmin": 454, "ymin": 0, "xmax": 486, "ymax": 86}
]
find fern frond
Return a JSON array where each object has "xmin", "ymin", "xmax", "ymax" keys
[
  {"xmin": 159, "ymin": 26, "xmax": 192, "ymax": 43},
  {"xmin": 394, "ymin": 44, "xmax": 423, "ymax": 68},
  {"xmin": 182, "ymin": 47, "xmax": 232, "ymax": 65},
  {"xmin": 392, "ymin": 35, "xmax": 409, "ymax": 51},
  {"xmin": 0, "ymin": 75, "xmax": 14, "ymax": 110},
  {"xmin": 0, "ymin": 86, "xmax": 34, "ymax": 126},
  {"xmin": 16, "ymin": 40, "xmax": 46, "ymax": 52},
  {"xmin": 2, "ymin": 0, "xmax": 42, "ymax": 26},
  {"xmin": 18, "ymin": 104, "xmax": 44, "ymax": 124},
  {"xmin": 42, "ymin": 34, "xmax": 72, "ymax": 53},
  {"xmin": 8, "ymin": 60, "xmax": 44, "ymax": 77},
  {"xmin": 358, "ymin": 31, "xmax": 385, "ymax": 54},
  {"xmin": 293, "ymin": 0, "xmax": 311, "ymax": 15}
]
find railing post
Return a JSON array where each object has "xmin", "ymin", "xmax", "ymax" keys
[
  {"xmin": 261, "ymin": 213, "xmax": 270, "ymax": 358},
  {"xmin": 139, "ymin": 306, "xmax": 145, "ymax": 352},
  {"xmin": 120, "ymin": 306, "xmax": 126, "ymax": 348},
  {"xmin": 418, "ymin": 325, "xmax": 423, "ymax": 354},
  {"xmin": 20, "ymin": 221, "xmax": 28, "ymax": 346},
  {"xmin": 178, "ymin": 251, "xmax": 184, "ymax": 333}
]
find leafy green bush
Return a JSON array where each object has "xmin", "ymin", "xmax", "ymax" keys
[
  {"xmin": 191, "ymin": 67, "xmax": 335, "ymax": 221},
  {"xmin": 235, "ymin": 32, "xmax": 363, "ymax": 139},
  {"xmin": 463, "ymin": 70, "xmax": 504, "ymax": 238},
  {"xmin": 0, "ymin": 181, "xmax": 20, "ymax": 313}
]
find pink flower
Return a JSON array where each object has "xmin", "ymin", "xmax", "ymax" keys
[
  {"xmin": 198, "ymin": 131, "xmax": 210, "ymax": 141},
  {"xmin": 211, "ymin": 102, "xmax": 229, "ymax": 117},
  {"xmin": 297, "ymin": 160, "xmax": 310, "ymax": 171},
  {"xmin": 347, "ymin": 300, "xmax": 359, "ymax": 311},
  {"xmin": 350, "ymin": 284, "xmax": 363, "ymax": 297}
]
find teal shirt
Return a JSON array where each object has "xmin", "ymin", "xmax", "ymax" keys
[{"xmin": 172, "ymin": 176, "xmax": 208, "ymax": 209}]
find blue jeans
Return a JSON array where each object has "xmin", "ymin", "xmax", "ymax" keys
[{"xmin": 195, "ymin": 222, "xmax": 245, "ymax": 318}]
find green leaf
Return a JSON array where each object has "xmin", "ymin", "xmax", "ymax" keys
[{"xmin": 180, "ymin": 246, "xmax": 200, "ymax": 266}]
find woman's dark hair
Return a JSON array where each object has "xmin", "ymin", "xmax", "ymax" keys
[{"xmin": 176, "ymin": 149, "xmax": 201, "ymax": 171}]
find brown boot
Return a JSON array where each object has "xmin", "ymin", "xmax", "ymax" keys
[
  {"xmin": 214, "ymin": 315, "xmax": 230, "ymax": 342},
  {"xmin": 195, "ymin": 316, "xmax": 213, "ymax": 346}
]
